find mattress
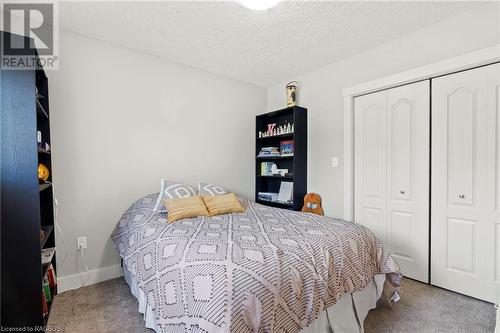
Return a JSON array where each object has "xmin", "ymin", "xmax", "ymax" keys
[{"xmin": 112, "ymin": 193, "xmax": 401, "ymax": 333}]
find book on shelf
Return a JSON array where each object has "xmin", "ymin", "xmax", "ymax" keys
[
  {"xmin": 42, "ymin": 276, "xmax": 51, "ymax": 302},
  {"xmin": 41, "ymin": 247, "xmax": 56, "ymax": 265},
  {"xmin": 260, "ymin": 162, "xmax": 276, "ymax": 176},
  {"xmin": 280, "ymin": 140, "xmax": 294, "ymax": 157},
  {"xmin": 258, "ymin": 192, "xmax": 279, "ymax": 202},
  {"xmin": 260, "ymin": 147, "xmax": 278, "ymax": 152},
  {"xmin": 258, "ymin": 154, "xmax": 280, "ymax": 158},
  {"xmin": 42, "ymin": 293, "xmax": 48, "ymax": 316},
  {"xmin": 46, "ymin": 263, "xmax": 56, "ymax": 288},
  {"xmin": 257, "ymin": 147, "xmax": 280, "ymax": 157}
]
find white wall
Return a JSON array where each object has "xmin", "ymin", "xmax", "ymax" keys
[
  {"xmin": 47, "ymin": 30, "xmax": 266, "ymax": 290},
  {"xmin": 267, "ymin": 4, "xmax": 500, "ymax": 218}
]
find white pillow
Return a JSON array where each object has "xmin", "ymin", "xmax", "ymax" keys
[
  {"xmin": 153, "ymin": 179, "xmax": 196, "ymax": 212},
  {"xmin": 198, "ymin": 181, "xmax": 227, "ymax": 196}
]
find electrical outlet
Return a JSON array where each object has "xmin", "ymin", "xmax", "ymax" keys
[
  {"xmin": 77, "ymin": 236, "xmax": 87, "ymax": 250},
  {"xmin": 331, "ymin": 157, "xmax": 339, "ymax": 168}
]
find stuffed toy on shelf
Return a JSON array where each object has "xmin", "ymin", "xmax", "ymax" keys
[
  {"xmin": 301, "ymin": 193, "xmax": 324, "ymax": 216},
  {"xmin": 38, "ymin": 163, "xmax": 49, "ymax": 182}
]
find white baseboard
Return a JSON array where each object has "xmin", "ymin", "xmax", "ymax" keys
[{"xmin": 57, "ymin": 263, "xmax": 123, "ymax": 293}]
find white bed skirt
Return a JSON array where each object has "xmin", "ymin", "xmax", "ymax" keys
[{"xmin": 123, "ymin": 263, "xmax": 385, "ymax": 333}]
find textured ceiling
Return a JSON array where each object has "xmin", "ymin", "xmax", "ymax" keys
[{"xmin": 58, "ymin": 1, "xmax": 483, "ymax": 86}]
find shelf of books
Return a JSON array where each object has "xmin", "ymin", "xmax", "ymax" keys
[
  {"xmin": 255, "ymin": 106, "xmax": 307, "ymax": 211},
  {"xmin": 37, "ymin": 64, "xmax": 57, "ymax": 326},
  {"xmin": 41, "ymin": 248, "xmax": 57, "ymax": 322}
]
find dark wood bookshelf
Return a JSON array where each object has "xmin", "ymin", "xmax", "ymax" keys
[
  {"xmin": 39, "ymin": 183, "xmax": 52, "ymax": 192},
  {"xmin": 257, "ymin": 175, "xmax": 294, "ymax": 180},
  {"xmin": 36, "ymin": 99, "xmax": 49, "ymax": 118},
  {"xmin": 256, "ymin": 132, "xmax": 294, "ymax": 140},
  {"xmin": 1, "ymin": 32, "xmax": 57, "ymax": 331},
  {"xmin": 256, "ymin": 155, "xmax": 294, "ymax": 160},
  {"xmin": 37, "ymin": 147, "xmax": 51, "ymax": 154},
  {"xmin": 40, "ymin": 226, "xmax": 54, "ymax": 248},
  {"xmin": 255, "ymin": 106, "xmax": 307, "ymax": 211},
  {"xmin": 256, "ymin": 199, "xmax": 294, "ymax": 208}
]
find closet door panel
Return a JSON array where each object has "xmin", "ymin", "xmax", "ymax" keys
[
  {"xmin": 391, "ymin": 100, "xmax": 412, "ymax": 201},
  {"xmin": 363, "ymin": 207, "xmax": 384, "ymax": 239},
  {"xmin": 361, "ymin": 104, "xmax": 385, "ymax": 198},
  {"xmin": 354, "ymin": 91, "xmax": 387, "ymax": 243},
  {"xmin": 390, "ymin": 211, "xmax": 413, "ymax": 259},
  {"xmin": 432, "ymin": 63, "xmax": 499, "ymax": 302},
  {"xmin": 387, "ymin": 81, "xmax": 430, "ymax": 282},
  {"xmin": 447, "ymin": 88, "xmax": 476, "ymax": 206},
  {"xmin": 447, "ymin": 218, "xmax": 476, "ymax": 274}
]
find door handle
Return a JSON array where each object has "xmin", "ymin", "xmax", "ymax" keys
[
  {"xmin": 400, "ymin": 190, "xmax": 405, "ymax": 194},
  {"xmin": 458, "ymin": 194, "xmax": 465, "ymax": 199}
]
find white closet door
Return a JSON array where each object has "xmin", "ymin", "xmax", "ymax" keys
[
  {"xmin": 431, "ymin": 63, "xmax": 500, "ymax": 302},
  {"xmin": 386, "ymin": 81, "xmax": 430, "ymax": 282},
  {"xmin": 355, "ymin": 82, "xmax": 430, "ymax": 282},
  {"xmin": 354, "ymin": 90, "xmax": 388, "ymax": 244}
]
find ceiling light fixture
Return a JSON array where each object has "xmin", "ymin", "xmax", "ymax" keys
[{"xmin": 237, "ymin": 0, "xmax": 282, "ymax": 11}]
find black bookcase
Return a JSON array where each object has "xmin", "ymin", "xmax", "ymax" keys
[
  {"xmin": 1, "ymin": 32, "xmax": 57, "ymax": 330},
  {"xmin": 255, "ymin": 106, "xmax": 307, "ymax": 211}
]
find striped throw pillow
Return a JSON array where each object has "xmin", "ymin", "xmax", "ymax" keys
[
  {"xmin": 202, "ymin": 193, "xmax": 246, "ymax": 217},
  {"xmin": 163, "ymin": 196, "xmax": 209, "ymax": 223}
]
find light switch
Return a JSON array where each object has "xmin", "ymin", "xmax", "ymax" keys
[{"xmin": 331, "ymin": 157, "xmax": 339, "ymax": 168}]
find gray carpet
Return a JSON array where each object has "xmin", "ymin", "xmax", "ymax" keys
[{"xmin": 47, "ymin": 277, "xmax": 496, "ymax": 333}]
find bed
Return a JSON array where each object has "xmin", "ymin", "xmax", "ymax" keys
[{"xmin": 111, "ymin": 193, "xmax": 401, "ymax": 333}]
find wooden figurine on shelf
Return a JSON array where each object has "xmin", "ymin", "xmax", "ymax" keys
[
  {"xmin": 286, "ymin": 81, "xmax": 298, "ymax": 107},
  {"xmin": 301, "ymin": 193, "xmax": 324, "ymax": 215}
]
